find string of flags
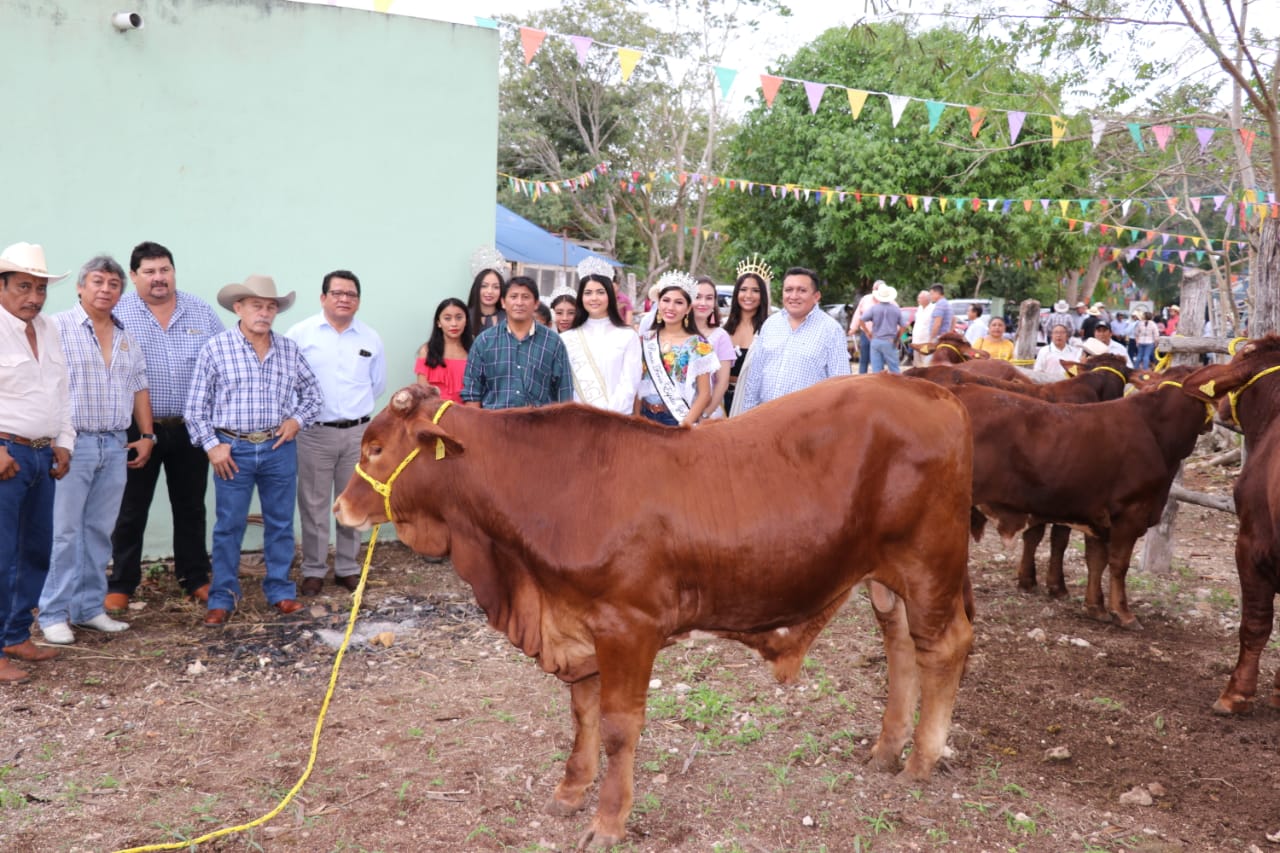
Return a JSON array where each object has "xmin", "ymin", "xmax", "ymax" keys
[
  {"xmin": 1060, "ymin": 218, "xmax": 1249, "ymax": 252},
  {"xmin": 493, "ymin": 19, "xmax": 1270, "ymax": 154}
]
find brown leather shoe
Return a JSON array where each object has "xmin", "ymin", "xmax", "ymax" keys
[
  {"xmin": 104, "ymin": 592, "xmax": 130, "ymax": 614},
  {"xmin": 204, "ymin": 608, "xmax": 230, "ymax": 627},
  {"xmin": 334, "ymin": 574, "xmax": 361, "ymax": 592},
  {"xmin": 299, "ymin": 577, "xmax": 323, "ymax": 597},
  {"xmin": 189, "ymin": 583, "xmax": 210, "ymax": 604},
  {"xmin": 0, "ymin": 658, "xmax": 31, "ymax": 684},
  {"xmin": 274, "ymin": 599, "xmax": 303, "ymax": 615},
  {"xmin": 2, "ymin": 640, "xmax": 60, "ymax": 662}
]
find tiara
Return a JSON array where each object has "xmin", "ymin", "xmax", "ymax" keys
[
  {"xmin": 470, "ymin": 246, "xmax": 509, "ymax": 279},
  {"xmin": 576, "ymin": 255, "xmax": 614, "ymax": 282},
  {"xmin": 735, "ymin": 254, "xmax": 773, "ymax": 286},
  {"xmin": 654, "ymin": 270, "xmax": 696, "ymax": 301},
  {"xmin": 549, "ymin": 284, "xmax": 576, "ymax": 301}
]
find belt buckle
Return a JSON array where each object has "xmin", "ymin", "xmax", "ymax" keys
[
  {"xmin": 30, "ymin": 437, "xmax": 53, "ymax": 449},
  {"xmin": 246, "ymin": 430, "xmax": 273, "ymax": 444}
]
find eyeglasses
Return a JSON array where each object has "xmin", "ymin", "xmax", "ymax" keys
[{"xmin": 327, "ymin": 290, "xmax": 360, "ymax": 300}]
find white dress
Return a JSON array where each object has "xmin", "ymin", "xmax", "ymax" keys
[{"xmin": 562, "ymin": 317, "xmax": 643, "ymax": 415}]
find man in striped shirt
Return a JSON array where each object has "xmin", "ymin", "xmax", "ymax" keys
[
  {"xmin": 184, "ymin": 275, "xmax": 322, "ymax": 627},
  {"xmin": 39, "ymin": 256, "xmax": 154, "ymax": 646}
]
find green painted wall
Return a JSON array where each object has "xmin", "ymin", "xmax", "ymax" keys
[{"xmin": 1, "ymin": 0, "xmax": 498, "ymax": 558}]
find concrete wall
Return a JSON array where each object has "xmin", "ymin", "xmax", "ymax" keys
[{"xmin": 1, "ymin": 0, "xmax": 498, "ymax": 557}]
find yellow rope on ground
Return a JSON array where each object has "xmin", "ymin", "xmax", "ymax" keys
[{"xmin": 113, "ymin": 524, "xmax": 383, "ymax": 853}]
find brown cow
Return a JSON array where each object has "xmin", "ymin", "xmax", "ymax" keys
[
  {"xmin": 1183, "ymin": 336, "xmax": 1280, "ymax": 714},
  {"xmin": 947, "ymin": 372, "xmax": 1212, "ymax": 627},
  {"xmin": 913, "ymin": 332, "xmax": 1033, "ymax": 383},
  {"xmin": 334, "ymin": 379, "xmax": 974, "ymax": 849},
  {"xmin": 910, "ymin": 354, "xmax": 1132, "ymax": 596}
]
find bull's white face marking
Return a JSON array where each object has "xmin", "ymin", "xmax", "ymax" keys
[{"xmin": 774, "ymin": 627, "xmax": 790, "ymax": 637}]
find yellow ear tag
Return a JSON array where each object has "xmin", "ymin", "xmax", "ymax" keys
[
  {"xmin": 435, "ymin": 438, "xmax": 446, "ymax": 461},
  {"xmin": 1066, "ymin": 365, "xmax": 1078, "ymax": 376},
  {"xmin": 1198, "ymin": 380, "xmax": 1216, "ymax": 396}
]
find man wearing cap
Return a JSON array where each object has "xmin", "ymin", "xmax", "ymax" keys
[
  {"xmin": 184, "ymin": 276, "xmax": 322, "ymax": 627},
  {"xmin": 1042, "ymin": 300, "xmax": 1076, "ymax": 343},
  {"xmin": 463, "ymin": 275, "xmax": 572, "ymax": 410},
  {"xmin": 285, "ymin": 270, "xmax": 385, "ymax": 597},
  {"xmin": 0, "ymin": 242, "xmax": 74, "ymax": 683},
  {"xmin": 1082, "ymin": 321, "xmax": 1132, "ymax": 366},
  {"xmin": 738, "ymin": 267, "xmax": 850, "ymax": 411},
  {"xmin": 109, "ymin": 242, "xmax": 224, "ymax": 612},
  {"xmin": 38, "ymin": 256, "xmax": 154, "ymax": 646},
  {"xmin": 861, "ymin": 284, "xmax": 904, "ymax": 374}
]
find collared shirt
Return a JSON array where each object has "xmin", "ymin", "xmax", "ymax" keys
[
  {"xmin": 0, "ymin": 309, "xmax": 75, "ymax": 447},
  {"xmin": 929, "ymin": 297, "xmax": 954, "ymax": 339},
  {"xmin": 285, "ymin": 312, "xmax": 386, "ymax": 422},
  {"xmin": 184, "ymin": 326, "xmax": 323, "ymax": 451},
  {"xmin": 911, "ymin": 302, "xmax": 934, "ymax": 345},
  {"xmin": 1033, "ymin": 341, "xmax": 1082, "ymax": 380},
  {"xmin": 115, "ymin": 291, "xmax": 224, "ymax": 418},
  {"xmin": 53, "ymin": 304, "xmax": 148, "ymax": 432},
  {"xmin": 739, "ymin": 304, "xmax": 851, "ymax": 412},
  {"xmin": 461, "ymin": 322, "xmax": 572, "ymax": 409},
  {"xmin": 963, "ymin": 315, "xmax": 989, "ymax": 346},
  {"xmin": 1043, "ymin": 311, "xmax": 1076, "ymax": 339}
]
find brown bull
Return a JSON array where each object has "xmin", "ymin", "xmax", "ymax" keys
[
  {"xmin": 334, "ymin": 378, "xmax": 974, "ymax": 849},
  {"xmin": 912, "ymin": 332, "xmax": 1033, "ymax": 383},
  {"xmin": 1183, "ymin": 336, "xmax": 1280, "ymax": 714}
]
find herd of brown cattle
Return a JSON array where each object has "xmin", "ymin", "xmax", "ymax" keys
[{"xmin": 333, "ymin": 333, "xmax": 1280, "ymax": 850}]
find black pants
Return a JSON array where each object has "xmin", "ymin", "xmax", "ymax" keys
[{"xmin": 108, "ymin": 420, "xmax": 212, "ymax": 596}]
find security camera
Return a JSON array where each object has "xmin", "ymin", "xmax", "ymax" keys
[{"xmin": 111, "ymin": 11, "xmax": 144, "ymax": 31}]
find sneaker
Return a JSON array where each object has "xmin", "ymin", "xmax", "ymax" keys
[
  {"xmin": 41, "ymin": 622, "xmax": 76, "ymax": 645},
  {"xmin": 75, "ymin": 613, "xmax": 130, "ymax": 633}
]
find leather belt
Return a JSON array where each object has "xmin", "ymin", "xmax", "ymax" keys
[
  {"xmin": 0, "ymin": 432, "xmax": 54, "ymax": 449},
  {"xmin": 316, "ymin": 416, "xmax": 371, "ymax": 429},
  {"xmin": 641, "ymin": 400, "xmax": 669, "ymax": 415},
  {"xmin": 154, "ymin": 416, "xmax": 185, "ymax": 427},
  {"xmin": 217, "ymin": 428, "xmax": 277, "ymax": 444}
]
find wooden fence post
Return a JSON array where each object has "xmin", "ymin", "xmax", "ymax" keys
[{"xmin": 1015, "ymin": 299, "xmax": 1041, "ymax": 363}]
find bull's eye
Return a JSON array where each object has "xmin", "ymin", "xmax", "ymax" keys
[{"xmin": 367, "ymin": 444, "xmax": 382, "ymax": 459}]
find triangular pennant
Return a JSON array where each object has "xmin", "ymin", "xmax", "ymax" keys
[
  {"xmin": 967, "ymin": 106, "xmax": 987, "ymax": 138},
  {"xmin": 1213, "ymin": 194, "xmax": 1226, "ymax": 210},
  {"xmin": 1008, "ymin": 111, "xmax": 1026, "ymax": 143},
  {"xmin": 925, "ymin": 100, "xmax": 946, "ymax": 132},
  {"xmin": 1190, "ymin": 197, "xmax": 1201, "ymax": 213},
  {"xmin": 1127, "ymin": 122, "xmax": 1145, "ymax": 151},
  {"xmin": 1153, "ymin": 125, "xmax": 1173, "ymax": 150},
  {"xmin": 760, "ymin": 74, "xmax": 783, "ymax": 108},
  {"xmin": 714, "ymin": 66, "xmax": 737, "ymax": 99},
  {"xmin": 617, "ymin": 47, "xmax": 643, "ymax": 82},
  {"xmin": 570, "ymin": 35, "xmax": 594, "ymax": 65},
  {"xmin": 1050, "ymin": 115, "xmax": 1067, "ymax": 147},
  {"xmin": 887, "ymin": 94, "xmax": 911, "ymax": 128},
  {"xmin": 1195, "ymin": 126, "xmax": 1215, "ymax": 154},
  {"xmin": 1059, "ymin": 199, "xmax": 1070, "ymax": 216},
  {"xmin": 373, "ymin": 0, "xmax": 394, "ymax": 11},
  {"xmin": 846, "ymin": 89, "xmax": 869, "ymax": 120},
  {"xmin": 520, "ymin": 27, "xmax": 547, "ymax": 65},
  {"xmin": 804, "ymin": 81, "xmax": 827, "ymax": 114},
  {"xmin": 1091, "ymin": 118, "xmax": 1107, "ymax": 147},
  {"xmin": 1240, "ymin": 128, "xmax": 1257, "ymax": 155}
]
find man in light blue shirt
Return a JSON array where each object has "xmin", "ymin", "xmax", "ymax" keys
[
  {"xmin": 285, "ymin": 270, "xmax": 386, "ymax": 596},
  {"xmin": 738, "ymin": 267, "xmax": 851, "ymax": 412}
]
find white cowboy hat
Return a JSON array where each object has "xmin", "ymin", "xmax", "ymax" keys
[
  {"xmin": 1081, "ymin": 338, "xmax": 1109, "ymax": 357},
  {"xmin": 0, "ymin": 242, "xmax": 68, "ymax": 282},
  {"xmin": 1053, "ymin": 300, "xmax": 1069, "ymax": 313},
  {"xmin": 874, "ymin": 285, "xmax": 898, "ymax": 303},
  {"xmin": 216, "ymin": 274, "xmax": 296, "ymax": 312}
]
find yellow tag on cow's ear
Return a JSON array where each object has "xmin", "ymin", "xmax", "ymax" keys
[
  {"xmin": 1066, "ymin": 364, "xmax": 1078, "ymax": 377},
  {"xmin": 1198, "ymin": 380, "xmax": 1216, "ymax": 397},
  {"xmin": 435, "ymin": 437, "xmax": 447, "ymax": 461}
]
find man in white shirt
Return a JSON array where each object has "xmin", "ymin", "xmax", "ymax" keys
[
  {"xmin": 910, "ymin": 290, "xmax": 934, "ymax": 367},
  {"xmin": 0, "ymin": 242, "xmax": 74, "ymax": 683},
  {"xmin": 1034, "ymin": 323, "xmax": 1081, "ymax": 379},
  {"xmin": 285, "ymin": 270, "xmax": 386, "ymax": 596},
  {"xmin": 962, "ymin": 304, "xmax": 989, "ymax": 346},
  {"xmin": 1082, "ymin": 322, "xmax": 1132, "ymax": 367}
]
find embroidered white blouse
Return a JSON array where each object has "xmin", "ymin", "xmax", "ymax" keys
[{"xmin": 562, "ymin": 317, "xmax": 643, "ymax": 415}]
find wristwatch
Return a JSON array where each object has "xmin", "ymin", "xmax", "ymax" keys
[{"xmin": 140, "ymin": 433, "xmax": 158, "ymax": 442}]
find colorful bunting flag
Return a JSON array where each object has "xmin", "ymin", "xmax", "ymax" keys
[
  {"xmin": 1091, "ymin": 118, "xmax": 1106, "ymax": 147},
  {"xmin": 847, "ymin": 89, "xmax": 869, "ymax": 120},
  {"xmin": 570, "ymin": 35, "xmax": 593, "ymax": 65},
  {"xmin": 925, "ymin": 100, "xmax": 945, "ymax": 132},
  {"xmin": 1050, "ymin": 116, "xmax": 1067, "ymax": 147},
  {"xmin": 714, "ymin": 66, "xmax": 737, "ymax": 99},
  {"xmin": 887, "ymin": 94, "xmax": 911, "ymax": 128},
  {"xmin": 760, "ymin": 75, "xmax": 783, "ymax": 108},
  {"xmin": 1127, "ymin": 123, "xmax": 1145, "ymax": 151},
  {"xmin": 1008, "ymin": 111, "xmax": 1026, "ymax": 144},
  {"xmin": 1240, "ymin": 128, "xmax": 1257, "ymax": 155},
  {"xmin": 617, "ymin": 47, "xmax": 642, "ymax": 82},
  {"xmin": 804, "ymin": 82, "xmax": 827, "ymax": 114},
  {"xmin": 1195, "ymin": 126, "xmax": 1215, "ymax": 154},
  {"xmin": 519, "ymin": 27, "xmax": 546, "ymax": 65},
  {"xmin": 967, "ymin": 106, "xmax": 986, "ymax": 138},
  {"xmin": 1153, "ymin": 125, "xmax": 1173, "ymax": 150}
]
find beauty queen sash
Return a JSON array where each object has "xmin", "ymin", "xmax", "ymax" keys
[
  {"xmin": 641, "ymin": 334, "xmax": 690, "ymax": 423},
  {"xmin": 564, "ymin": 328, "xmax": 610, "ymax": 410}
]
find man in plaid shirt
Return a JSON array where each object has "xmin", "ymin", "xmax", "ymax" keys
[{"xmin": 462, "ymin": 275, "xmax": 571, "ymax": 409}]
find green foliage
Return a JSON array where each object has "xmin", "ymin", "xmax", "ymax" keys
[{"xmin": 716, "ymin": 21, "xmax": 1095, "ymax": 302}]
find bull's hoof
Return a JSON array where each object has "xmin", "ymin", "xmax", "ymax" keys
[
  {"xmin": 1046, "ymin": 585, "xmax": 1068, "ymax": 600},
  {"xmin": 1211, "ymin": 694, "xmax": 1253, "ymax": 716},
  {"xmin": 1084, "ymin": 605, "xmax": 1111, "ymax": 623},
  {"xmin": 1016, "ymin": 579, "xmax": 1037, "ymax": 594},
  {"xmin": 576, "ymin": 824, "xmax": 624, "ymax": 851},
  {"xmin": 1111, "ymin": 612, "xmax": 1142, "ymax": 631},
  {"xmin": 546, "ymin": 794, "xmax": 587, "ymax": 817},
  {"xmin": 866, "ymin": 744, "xmax": 903, "ymax": 774}
]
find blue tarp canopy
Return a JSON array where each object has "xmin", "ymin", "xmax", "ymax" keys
[{"xmin": 495, "ymin": 203, "xmax": 619, "ymax": 269}]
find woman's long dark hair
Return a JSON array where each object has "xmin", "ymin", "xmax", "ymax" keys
[
  {"xmin": 571, "ymin": 274, "xmax": 626, "ymax": 329},
  {"xmin": 425, "ymin": 297, "xmax": 473, "ymax": 368},
  {"xmin": 694, "ymin": 276, "xmax": 721, "ymax": 328},
  {"xmin": 653, "ymin": 285, "xmax": 698, "ymax": 334},
  {"xmin": 466, "ymin": 268, "xmax": 505, "ymax": 336},
  {"xmin": 723, "ymin": 273, "xmax": 770, "ymax": 335}
]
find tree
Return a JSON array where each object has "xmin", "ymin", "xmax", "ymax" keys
[{"xmin": 714, "ymin": 21, "xmax": 1096, "ymax": 303}]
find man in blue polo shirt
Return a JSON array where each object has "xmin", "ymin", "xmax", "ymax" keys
[{"xmin": 462, "ymin": 275, "xmax": 571, "ymax": 409}]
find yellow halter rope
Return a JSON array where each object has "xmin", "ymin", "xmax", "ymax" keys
[
  {"xmin": 936, "ymin": 342, "xmax": 968, "ymax": 361},
  {"xmin": 1227, "ymin": 337, "xmax": 1249, "ymax": 356},
  {"xmin": 1156, "ymin": 380, "xmax": 1215, "ymax": 425},
  {"xmin": 1226, "ymin": 364, "xmax": 1280, "ymax": 428},
  {"xmin": 1088, "ymin": 365, "xmax": 1128, "ymax": 385},
  {"xmin": 353, "ymin": 400, "xmax": 453, "ymax": 522}
]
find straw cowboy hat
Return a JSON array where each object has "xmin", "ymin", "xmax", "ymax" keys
[
  {"xmin": 873, "ymin": 285, "xmax": 898, "ymax": 303},
  {"xmin": 1053, "ymin": 300, "xmax": 1069, "ymax": 313},
  {"xmin": 216, "ymin": 274, "xmax": 295, "ymax": 312},
  {"xmin": 0, "ymin": 242, "xmax": 68, "ymax": 282}
]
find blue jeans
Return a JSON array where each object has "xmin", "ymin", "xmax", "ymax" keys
[
  {"xmin": 209, "ymin": 437, "xmax": 298, "ymax": 611},
  {"xmin": 40, "ymin": 431, "xmax": 128, "ymax": 626},
  {"xmin": 869, "ymin": 338, "xmax": 901, "ymax": 374},
  {"xmin": 1137, "ymin": 343, "xmax": 1155, "ymax": 370},
  {"xmin": 640, "ymin": 405, "xmax": 679, "ymax": 427},
  {"xmin": 0, "ymin": 441, "xmax": 55, "ymax": 651},
  {"xmin": 856, "ymin": 330, "xmax": 871, "ymax": 374}
]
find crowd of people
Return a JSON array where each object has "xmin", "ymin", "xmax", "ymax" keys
[{"xmin": 0, "ymin": 234, "xmax": 1182, "ymax": 685}]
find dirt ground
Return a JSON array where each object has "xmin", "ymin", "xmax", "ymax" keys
[{"xmin": 2, "ymin": 461, "xmax": 1277, "ymax": 853}]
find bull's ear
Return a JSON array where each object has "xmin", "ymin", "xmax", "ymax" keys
[
  {"xmin": 414, "ymin": 420, "xmax": 466, "ymax": 459},
  {"xmin": 920, "ymin": 343, "xmax": 935, "ymax": 354},
  {"xmin": 1182, "ymin": 363, "xmax": 1240, "ymax": 402},
  {"xmin": 1061, "ymin": 360, "xmax": 1080, "ymax": 377}
]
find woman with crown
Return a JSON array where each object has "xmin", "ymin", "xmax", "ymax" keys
[
  {"xmin": 561, "ymin": 258, "xmax": 641, "ymax": 415},
  {"xmin": 723, "ymin": 255, "xmax": 772, "ymax": 415},
  {"xmin": 466, "ymin": 247, "xmax": 508, "ymax": 337},
  {"xmin": 635, "ymin": 271, "xmax": 719, "ymax": 426}
]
